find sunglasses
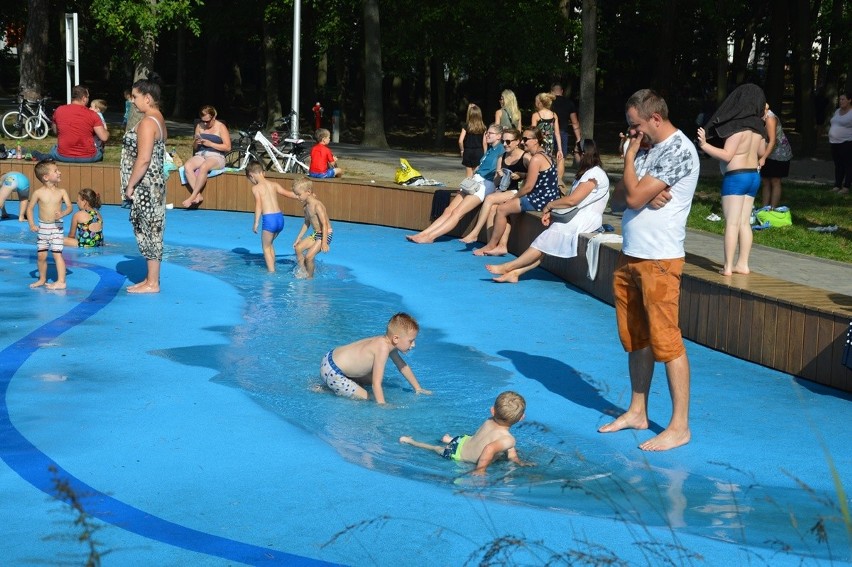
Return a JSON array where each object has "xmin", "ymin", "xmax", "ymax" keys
[
  {"xmin": 502, "ymin": 139, "xmax": 516, "ymax": 144},
  {"xmin": 521, "ymin": 136, "xmax": 536, "ymax": 142}
]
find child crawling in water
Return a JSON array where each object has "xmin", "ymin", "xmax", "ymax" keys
[
  {"xmin": 400, "ymin": 391, "xmax": 534, "ymax": 475},
  {"xmin": 320, "ymin": 312, "xmax": 431, "ymax": 404}
]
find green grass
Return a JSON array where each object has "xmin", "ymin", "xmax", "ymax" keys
[{"xmin": 688, "ymin": 179, "xmax": 851, "ymax": 263}]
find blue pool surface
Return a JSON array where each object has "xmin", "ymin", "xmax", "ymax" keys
[{"xmin": 1, "ymin": 203, "xmax": 851, "ymax": 566}]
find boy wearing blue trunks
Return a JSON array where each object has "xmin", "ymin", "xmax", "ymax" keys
[
  {"xmin": 399, "ymin": 391, "xmax": 533, "ymax": 475},
  {"xmin": 26, "ymin": 160, "xmax": 72, "ymax": 290},
  {"xmin": 292, "ymin": 178, "xmax": 333, "ymax": 278},
  {"xmin": 247, "ymin": 162, "xmax": 296, "ymax": 272},
  {"xmin": 308, "ymin": 128, "xmax": 343, "ymax": 178},
  {"xmin": 321, "ymin": 312, "xmax": 431, "ymax": 404}
]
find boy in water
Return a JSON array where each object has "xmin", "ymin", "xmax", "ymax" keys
[
  {"xmin": 400, "ymin": 391, "xmax": 533, "ymax": 475},
  {"xmin": 321, "ymin": 312, "xmax": 431, "ymax": 404},
  {"xmin": 292, "ymin": 178, "xmax": 332, "ymax": 278},
  {"xmin": 247, "ymin": 161, "xmax": 296, "ymax": 272},
  {"xmin": 308, "ymin": 128, "xmax": 344, "ymax": 178},
  {"xmin": 26, "ymin": 159, "xmax": 72, "ymax": 290}
]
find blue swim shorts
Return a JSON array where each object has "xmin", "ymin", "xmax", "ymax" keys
[
  {"xmin": 721, "ymin": 169, "xmax": 760, "ymax": 198},
  {"xmin": 261, "ymin": 212, "xmax": 284, "ymax": 234},
  {"xmin": 308, "ymin": 168, "xmax": 336, "ymax": 179}
]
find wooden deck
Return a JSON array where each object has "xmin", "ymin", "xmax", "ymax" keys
[{"xmin": 3, "ymin": 161, "xmax": 850, "ymax": 391}]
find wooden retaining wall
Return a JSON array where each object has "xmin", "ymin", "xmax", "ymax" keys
[{"xmin": 3, "ymin": 161, "xmax": 850, "ymax": 391}]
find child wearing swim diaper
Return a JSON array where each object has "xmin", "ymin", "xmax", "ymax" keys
[
  {"xmin": 320, "ymin": 313, "xmax": 431, "ymax": 404},
  {"xmin": 399, "ymin": 391, "xmax": 534, "ymax": 475}
]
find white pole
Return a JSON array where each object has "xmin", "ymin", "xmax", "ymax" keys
[
  {"xmin": 290, "ymin": 0, "xmax": 301, "ymax": 139},
  {"xmin": 64, "ymin": 13, "xmax": 79, "ymax": 103}
]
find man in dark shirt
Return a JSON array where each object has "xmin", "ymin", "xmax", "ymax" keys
[{"xmin": 551, "ymin": 82, "xmax": 582, "ymax": 182}]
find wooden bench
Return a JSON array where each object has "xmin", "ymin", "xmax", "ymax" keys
[{"xmin": 3, "ymin": 161, "xmax": 849, "ymax": 391}]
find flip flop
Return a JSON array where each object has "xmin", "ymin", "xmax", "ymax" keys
[{"xmin": 705, "ymin": 213, "xmax": 721, "ymax": 222}]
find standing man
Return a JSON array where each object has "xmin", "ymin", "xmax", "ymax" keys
[
  {"xmin": 47, "ymin": 85, "xmax": 109, "ymax": 163},
  {"xmin": 599, "ymin": 89, "xmax": 700, "ymax": 451},
  {"xmin": 550, "ymin": 82, "xmax": 582, "ymax": 185}
]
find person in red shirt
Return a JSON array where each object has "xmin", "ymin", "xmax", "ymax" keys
[
  {"xmin": 308, "ymin": 128, "xmax": 343, "ymax": 178},
  {"xmin": 47, "ymin": 86, "xmax": 110, "ymax": 163}
]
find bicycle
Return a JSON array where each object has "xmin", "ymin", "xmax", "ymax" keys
[
  {"xmin": 225, "ymin": 116, "xmax": 312, "ymax": 174},
  {"xmin": 2, "ymin": 95, "xmax": 52, "ymax": 140}
]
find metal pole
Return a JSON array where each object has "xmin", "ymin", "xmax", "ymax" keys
[{"xmin": 290, "ymin": 0, "xmax": 301, "ymax": 139}]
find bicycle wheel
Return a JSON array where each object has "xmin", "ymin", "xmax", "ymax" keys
[
  {"xmin": 25, "ymin": 115, "xmax": 50, "ymax": 140},
  {"xmin": 2, "ymin": 111, "xmax": 27, "ymax": 139},
  {"xmin": 224, "ymin": 149, "xmax": 243, "ymax": 168},
  {"xmin": 293, "ymin": 151, "xmax": 311, "ymax": 175}
]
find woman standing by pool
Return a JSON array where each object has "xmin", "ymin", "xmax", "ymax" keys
[
  {"xmin": 121, "ymin": 75, "xmax": 168, "ymax": 294},
  {"xmin": 828, "ymin": 92, "xmax": 852, "ymax": 195},
  {"xmin": 495, "ymin": 90, "xmax": 522, "ymax": 131}
]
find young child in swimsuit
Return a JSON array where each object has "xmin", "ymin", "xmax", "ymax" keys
[
  {"xmin": 26, "ymin": 159, "xmax": 72, "ymax": 290},
  {"xmin": 321, "ymin": 312, "xmax": 431, "ymax": 404},
  {"xmin": 247, "ymin": 161, "xmax": 296, "ymax": 272},
  {"xmin": 63, "ymin": 188, "xmax": 104, "ymax": 248},
  {"xmin": 399, "ymin": 391, "xmax": 533, "ymax": 475},
  {"xmin": 292, "ymin": 178, "xmax": 333, "ymax": 278}
]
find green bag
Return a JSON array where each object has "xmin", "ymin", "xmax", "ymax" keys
[{"xmin": 756, "ymin": 208, "xmax": 792, "ymax": 227}]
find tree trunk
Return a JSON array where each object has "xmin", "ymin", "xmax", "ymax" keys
[
  {"xmin": 19, "ymin": 0, "xmax": 50, "ymax": 98},
  {"xmin": 126, "ymin": 0, "xmax": 159, "ymax": 129},
  {"xmin": 579, "ymin": 0, "xmax": 597, "ymax": 139},
  {"xmin": 433, "ymin": 60, "xmax": 446, "ymax": 150},
  {"xmin": 791, "ymin": 0, "xmax": 816, "ymax": 154},
  {"xmin": 171, "ymin": 27, "xmax": 186, "ymax": 118},
  {"xmin": 653, "ymin": 0, "xmax": 675, "ymax": 98},
  {"xmin": 362, "ymin": 0, "xmax": 388, "ymax": 148},
  {"xmin": 263, "ymin": 13, "xmax": 282, "ymax": 128},
  {"xmin": 765, "ymin": 0, "xmax": 788, "ymax": 112},
  {"xmin": 714, "ymin": 0, "xmax": 729, "ymax": 104}
]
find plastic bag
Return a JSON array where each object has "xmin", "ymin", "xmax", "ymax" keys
[
  {"xmin": 394, "ymin": 158, "xmax": 423, "ymax": 185},
  {"xmin": 756, "ymin": 207, "xmax": 792, "ymax": 228}
]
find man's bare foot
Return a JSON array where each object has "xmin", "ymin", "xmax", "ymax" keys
[
  {"xmin": 493, "ymin": 270, "xmax": 520, "ymax": 283},
  {"xmin": 485, "ymin": 264, "xmax": 506, "ymax": 275},
  {"xmin": 473, "ymin": 247, "xmax": 494, "ymax": 256},
  {"xmin": 127, "ymin": 282, "xmax": 160, "ymax": 294},
  {"xmin": 638, "ymin": 428, "xmax": 691, "ymax": 451},
  {"xmin": 46, "ymin": 281, "xmax": 67, "ymax": 290},
  {"xmin": 29, "ymin": 280, "xmax": 46, "ymax": 289},
  {"xmin": 732, "ymin": 266, "xmax": 750, "ymax": 274},
  {"xmin": 483, "ymin": 246, "xmax": 508, "ymax": 256},
  {"xmin": 598, "ymin": 412, "xmax": 649, "ymax": 433}
]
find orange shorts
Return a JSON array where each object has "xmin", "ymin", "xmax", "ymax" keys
[{"xmin": 613, "ymin": 254, "xmax": 686, "ymax": 363}]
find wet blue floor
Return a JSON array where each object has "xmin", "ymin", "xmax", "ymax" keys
[{"xmin": 1, "ymin": 203, "xmax": 851, "ymax": 566}]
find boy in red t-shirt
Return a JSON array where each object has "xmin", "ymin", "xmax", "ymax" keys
[{"xmin": 308, "ymin": 128, "xmax": 344, "ymax": 178}]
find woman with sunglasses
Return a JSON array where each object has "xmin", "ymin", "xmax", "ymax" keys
[
  {"xmin": 182, "ymin": 105, "xmax": 232, "ymax": 208},
  {"xmin": 473, "ymin": 127, "xmax": 561, "ymax": 256},
  {"xmin": 485, "ymin": 139, "xmax": 610, "ymax": 282},
  {"xmin": 407, "ymin": 124, "xmax": 505, "ymax": 244},
  {"xmin": 460, "ymin": 128, "xmax": 528, "ymax": 244}
]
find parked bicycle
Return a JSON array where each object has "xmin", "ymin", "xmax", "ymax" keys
[
  {"xmin": 2, "ymin": 94, "xmax": 52, "ymax": 140},
  {"xmin": 224, "ymin": 114, "xmax": 312, "ymax": 174}
]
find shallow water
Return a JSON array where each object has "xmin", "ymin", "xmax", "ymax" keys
[{"xmin": 2, "ymin": 206, "xmax": 849, "ymax": 564}]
